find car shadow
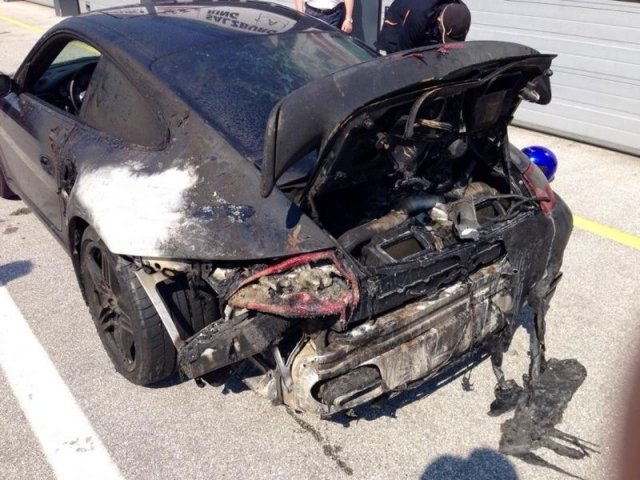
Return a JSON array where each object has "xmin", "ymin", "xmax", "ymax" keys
[
  {"xmin": 328, "ymin": 348, "xmax": 491, "ymax": 427},
  {"xmin": 147, "ymin": 366, "xmax": 250, "ymax": 393},
  {"xmin": 147, "ymin": 373, "xmax": 186, "ymax": 388},
  {"xmin": 0, "ymin": 260, "xmax": 33, "ymax": 285},
  {"xmin": 421, "ymin": 448, "xmax": 519, "ymax": 480}
]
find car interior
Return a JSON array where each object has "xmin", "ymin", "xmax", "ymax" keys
[{"xmin": 29, "ymin": 39, "xmax": 101, "ymax": 115}]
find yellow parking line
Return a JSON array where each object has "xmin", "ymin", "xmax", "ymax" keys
[
  {"xmin": 574, "ymin": 215, "xmax": 640, "ymax": 251},
  {"xmin": 0, "ymin": 14, "xmax": 46, "ymax": 35}
]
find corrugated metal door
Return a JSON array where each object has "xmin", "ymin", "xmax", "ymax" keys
[
  {"xmin": 26, "ymin": 0, "xmax": 55, "ymax": 8},
  {"xmin": 464, "ymin": 0, "xmax": 640, "ymax": 156}
]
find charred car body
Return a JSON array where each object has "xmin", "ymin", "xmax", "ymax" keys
[{"xmin": 0, "ymin": 1, "xmax": 571, "ymax": 415}]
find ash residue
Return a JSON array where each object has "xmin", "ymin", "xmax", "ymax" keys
[{"xmin": 496, "ymin": 358, "xmax": 596, "ymax": 479}]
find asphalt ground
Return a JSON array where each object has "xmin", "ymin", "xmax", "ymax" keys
[{"xmin": 1, "ymin": 3, "xmax": 639, "ymax": 479}]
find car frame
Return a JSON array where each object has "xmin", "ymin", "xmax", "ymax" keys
[{"xmin": 0, "ymin": 0, "xmax": 571, "ymax": 415}]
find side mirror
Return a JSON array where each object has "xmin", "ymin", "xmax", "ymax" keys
[{"xmin": 0, "ymin": 74, "xmax": 12, "ymax": 97}]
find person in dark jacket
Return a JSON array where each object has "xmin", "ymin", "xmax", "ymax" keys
[{"xmin": 376, "ymin": 0, "xmax": 471, "ymax": 54}]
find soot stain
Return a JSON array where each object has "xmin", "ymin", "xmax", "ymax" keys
[{"xmin": 286, "ymin": 408, "xmax": 354, "ymax": 476}]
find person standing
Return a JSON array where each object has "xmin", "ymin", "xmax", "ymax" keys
[
  {"xmin": 376, "ymin": 0, "xmax": 471, "ymax": 54},
  {"xmin": 295, "ymin": 0, "xmax": 355, "ymax": 34}
]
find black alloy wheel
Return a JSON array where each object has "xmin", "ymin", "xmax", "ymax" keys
[{"xmin": 80, "ymin": 227, "xmax": 176, "ymax": 385}]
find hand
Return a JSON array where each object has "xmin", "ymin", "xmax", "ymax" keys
[{"xmin": 341, "ymin": 19, "xmax": 353, "ymax": 34}]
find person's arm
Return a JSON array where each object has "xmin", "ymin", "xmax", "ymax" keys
[
  {"xmin": 341, "ymin": 0, "xmax": 354, "ymax": 34},
  {"xmin": 294, "ymin": 0, "xmax": 305, "ymax": 13}
]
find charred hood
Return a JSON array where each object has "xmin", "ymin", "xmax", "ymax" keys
[{"xmin": 261, "ymin": 41, "xmax": 554, "ymax": 198}]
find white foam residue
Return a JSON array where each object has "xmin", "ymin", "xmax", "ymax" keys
[{"xmin": 75, "ymin": 165, "xmax": 198, "ymax": 255}]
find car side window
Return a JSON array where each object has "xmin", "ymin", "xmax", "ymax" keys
[
  {"xmin": 80, "ymin": 59, "xmax": 167, "ymax": 148},
  {"xmin": 28, "ymin": 39, "xmax": 102, "ymax": 115}
]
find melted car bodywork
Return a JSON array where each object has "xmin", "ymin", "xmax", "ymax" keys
[
  {"xmin": 166, "ymin": 38, "xmax": 571, "ymax": 413},
  {"xmin": 0, "ymin": 1, "xmax": 572, "ymax": 417}
]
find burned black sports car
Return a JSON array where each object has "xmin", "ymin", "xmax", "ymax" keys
[{"xmin": 0, "ymin": 1, "xmax": 571, "ymax": 415}]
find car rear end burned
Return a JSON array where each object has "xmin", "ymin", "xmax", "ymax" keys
[
  {"xmin": 149, "ymin": 42, "xmax": 573, "ymax": 414},
  {"xmin": 0, "ymin": 2, "xmax": 572, "ymax": 416}
]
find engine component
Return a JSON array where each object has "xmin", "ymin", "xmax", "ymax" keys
[
  {"xmin": 337, "ymin": 210, "xmax": 409, "ymax": 253},
  {"xmin": 177, "ymin": 313, "xmax": 291, "ymax": 379},
  {"xmin": 450, "ymin": 198, "xmax": 481, "ymax": 241}
]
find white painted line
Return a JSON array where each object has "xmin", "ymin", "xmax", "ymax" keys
[{"xmin": 0, "ymin": 283, "xmax": 124, "ymax": 480}]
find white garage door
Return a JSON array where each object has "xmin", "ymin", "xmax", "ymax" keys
[
  {"xmin": 464, "ymin": 0, "xmax": 640, "ymax": 156},
  {"xmin": 27, "ymin": 0, "xmax": 55, "ymax": 7}
]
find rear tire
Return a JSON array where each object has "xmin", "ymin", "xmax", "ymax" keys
[
  {"xmin": 0, "ymin": 165, "xmax": 18, "ymax": 200},
  {"xmin": 80, "ymin": 227, "xmax": 176, "ymax": 385}
]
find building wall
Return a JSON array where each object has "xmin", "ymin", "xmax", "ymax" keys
[
  {"xmin": 27, "ymin": 0, "xmax": 55, "ymax": 8},
  {"xmin": 464, "ymin": 0, "xmax": 640, "ymax": 156}
]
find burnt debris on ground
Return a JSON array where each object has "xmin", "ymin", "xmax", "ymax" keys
[
  {"xmin": 486, "ymin": 304, "xmax": 595, "ymax": 478},
  {"xmin": 495, "ymin": 358, "xmax": 595, "ymax": 479}
]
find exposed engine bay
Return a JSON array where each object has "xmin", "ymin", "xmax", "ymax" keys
[{"xmin": 305, "ymin": 66, "xmax": 554, "ymax": 267}]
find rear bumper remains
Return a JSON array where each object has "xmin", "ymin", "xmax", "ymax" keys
[
  {"xmin": 176, "ymin": 197, "xmax": 572, "ymax": 415},
  {"xmin": 283, "ymin": 259, "xmax": 515, "ymax": 415}
]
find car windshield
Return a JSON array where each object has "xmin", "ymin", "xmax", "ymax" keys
[{"xmin": 152, "ymin": 32, "xmax": 375, "ymax": 163}]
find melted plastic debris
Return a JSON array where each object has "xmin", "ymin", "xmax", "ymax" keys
[{"xmin": 497, "ymin": 358, "xmax": 596, "ymax": 479}]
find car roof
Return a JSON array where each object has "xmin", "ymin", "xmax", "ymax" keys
[{"xmin": 55, "ymin": 1, "xmax": 334, "ymax": 64}]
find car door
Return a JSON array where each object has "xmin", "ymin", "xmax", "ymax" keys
[{"xmin": 0, "ymin": 37, "xmax": 101, "ymax": 233}]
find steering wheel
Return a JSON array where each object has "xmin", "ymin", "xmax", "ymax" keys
[{"xmin": 69, "ymin": 62, "xmax": 97, "ymax": 114}]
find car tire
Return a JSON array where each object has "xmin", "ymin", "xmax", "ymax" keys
[
  {"xmin": 80, "ymin": 227, "xmax": 176, "ymax": 385},
  {"xmin": 0, "ymin": 165, "xmax": 18, "ymax": 200}
]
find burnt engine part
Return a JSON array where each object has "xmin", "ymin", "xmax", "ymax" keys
[
  {"xmin": 449, "ymin": 198, "xmax": 481, "ymax": 241},
  {"xmin": 398, "ymin": 194, "xmax": 445, "ymax": 215},
  {"xmin": 328, "ymin": 179, "xmax": 512, "ymax": 257},
  {"xmin": 337, "ymin": 194, "xmax": 444, "ymax": 254},
  {"xmin": 315, "ymin": 366, "xmax": 383, "ymax": 408},
  {"xmin": 177, "ymin": 313, "xmax": 292, "ymax": 379},
  {"xmin": 337, "ymin": 210, "xmax": 409, "ymax": 253}
]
